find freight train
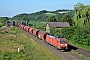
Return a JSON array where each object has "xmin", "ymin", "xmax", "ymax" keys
[{"xmin": 16, "ymin": 23, "xmax": 68, "ymax": 51}]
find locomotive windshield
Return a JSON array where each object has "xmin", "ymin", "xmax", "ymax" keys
[{"xmin": 60, "ymin": 39, "xmax": 67, "ymax": 44}]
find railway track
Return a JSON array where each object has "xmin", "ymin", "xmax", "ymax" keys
[
  {"xmin": 76, "ymin": 47, "xmax": 90, "ymax": 57},
  {"xmin": 20, "ymin": 28, "xmax": 84, "ymax": 60},
  {"xmin": 69, "ymin": 44, "xmax": 90, "ymax": 58}
]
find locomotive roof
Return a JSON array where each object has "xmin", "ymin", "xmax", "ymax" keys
[{"xmin": 48, "ymin": 35, "xmax": 62, "ymax": 39}]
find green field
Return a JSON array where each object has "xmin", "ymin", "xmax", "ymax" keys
[
  {"xmin": 29, "ymin": 21, "xmax": 46, "ymax": 31},
  {"xmin": 45, "ymin": 13, "xmax": 56, "ymax": 16},
  {"xmin": 0, "ymin": 26, "xmax": 61, "ymax": 60}
]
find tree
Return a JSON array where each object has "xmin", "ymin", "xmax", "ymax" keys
[
  {"xmin": 46, "ymin": 16, "xmax": 57, "ymax": 22},
  {"xmin": 74, "ymin": 3, "xmax": 90, "ymax": 28},
  {"xmin": 0, "ymin": 17, "xmax": 9, "ymax": 22},
  {"xmin": 60, "ymin": 14, "xmax": 74, "ymax": 26},
  {"xmin": 0, "ymin": 17, "xmax": 9, "ymax": 27},
  {"xmin": 74, "ymin": 3, "xmax": 84, "ymax": 25},
  {"xmin": 82, "ymin": 5, "xmax": 90, "ymax": 23}
]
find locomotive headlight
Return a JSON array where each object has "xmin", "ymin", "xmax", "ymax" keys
[{"xmin": 65, "ymin": 44, "xmax": 67, "ymax": 46}]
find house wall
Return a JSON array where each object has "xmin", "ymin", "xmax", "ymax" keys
[{"xmin": 46, "ymin": 24, "xmax": 50, "ymax": 33}]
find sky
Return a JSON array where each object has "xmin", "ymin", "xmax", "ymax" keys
[{"xmin": 0, "ymin": 0, "xmax": 90, "ymax": 17}]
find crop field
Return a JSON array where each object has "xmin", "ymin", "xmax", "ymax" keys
[{"xmin": 0, "ymin": 26, "xmax": 61, "ymax": 60}]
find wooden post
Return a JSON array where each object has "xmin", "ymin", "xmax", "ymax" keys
[{"xmin": 18, "ymin": 48, "xmax": 20, "ymax": 52}]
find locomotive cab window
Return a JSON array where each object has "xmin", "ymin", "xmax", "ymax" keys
[{"xmin": 60, "ymin": 39, "xmax": 67, "ymax": 44}]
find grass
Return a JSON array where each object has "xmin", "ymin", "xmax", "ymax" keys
[{"xmin": 0, "ymin": 26, "xmax": 61, "ymax": 60}]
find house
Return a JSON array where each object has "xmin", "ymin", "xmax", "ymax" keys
[{"xmin": 46, "ymin": 22, "xmax": 70, "ymax": 33}]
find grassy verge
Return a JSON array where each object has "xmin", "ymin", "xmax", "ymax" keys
[{"xmin": 0, "ymin": 26, "xmax": 61, "ymax": 60}]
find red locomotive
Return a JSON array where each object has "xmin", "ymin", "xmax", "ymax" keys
[{"xmin": 46, "ymin": 35, "xmax": 68, "ymax": 50}]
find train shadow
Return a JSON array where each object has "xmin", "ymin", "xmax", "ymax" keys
[
  {"xmin": 66, "ymin": 44, "xmax": 78, "ymax": 52},
  {"xmin": 60, "ymin": 44, "xmax": 78, "ymax": 52}
]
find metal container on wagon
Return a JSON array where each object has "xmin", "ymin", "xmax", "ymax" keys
[
  {"xmin": 20, "ymin": 25, "xmax": 25, "ymax": 29},
  {"xmin": 29, "ymin": 27, "xmax": 34, "ymax": 34},
  {"xmin": 38, "ymin": 30, "xmax": 49, "ymax": 40},
  {"xmin": 23, "ymin": 26, "xmax": 27, "ymax": 31},
  {"xmin": 33, "ymin": 29, "xmax": 40, "ymax": 36},
  {"xmin": 25, "ymin": 26, "xmax": 30, "ymax": 32}
]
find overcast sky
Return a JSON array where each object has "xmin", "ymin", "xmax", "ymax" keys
[{"xmin": 0, "ymin": 0, "xmax": 90, "ymax": 17}]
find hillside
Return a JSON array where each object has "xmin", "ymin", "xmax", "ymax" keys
[{"xmin": 11, "ymin": 9, "xmax": 73, "ymax": 21}]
